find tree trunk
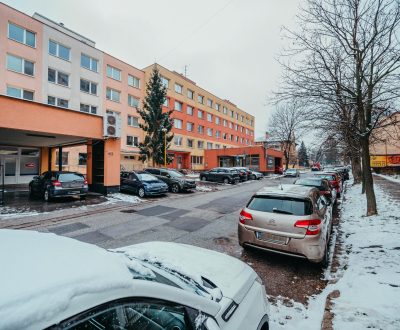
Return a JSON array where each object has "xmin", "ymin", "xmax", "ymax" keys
[
  {"xmin": 361, "ymin": 152, "xmax": 366, "ymax": 194},
  {"xmin": 351, "ymin": 156, "xmax": 363, "ymax": 185},
  {"xmin": 361, "ymin": 138, "xmax": 377, "ymax": 216}
]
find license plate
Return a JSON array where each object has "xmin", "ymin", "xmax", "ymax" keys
[{"xmin": 69, "ymin": 191, "xmax": 80, "ymax": 194}]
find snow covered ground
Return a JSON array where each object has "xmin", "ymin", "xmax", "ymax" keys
[
  {"xmin": 374, "ymin": 173, "xmax": 400, "ymax": 183},
  {"xmin": 268, "ymin": 177, "xmax": 400, "ymax": 329}
]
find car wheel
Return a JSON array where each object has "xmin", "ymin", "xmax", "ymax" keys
[
  {"xmin": 223, "ymin": 178, "xmax": 229, "ymax": 184},
  {"xmin": 138, "ymin": 187, "xmax": 145, "ymax": 198},
  {"xmin": 171, "ymin": 183, "xmax": 180, "ymax": 194},
  {"xmin": 44, "ymin": 189, "xmax": 51, "ymax": 202},
  {"xmin": 81, "ymin": 195, "xmax": 87, "ymax": 200},
  {"xmin": 29, "ymin": 185, "xmax": 35, "ymax": 197},
  {"xmin": 201, "ymin": 176, "xmax": 207, "ymax": 181},
  {"xmin": 252, "ymin": 175, "xmax": 256, "ymax": 180}
]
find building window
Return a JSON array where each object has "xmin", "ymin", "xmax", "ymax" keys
[
  {"xmin": 175, "ymin": 101, "xmax": 183, "ymax": 112},
  {"xmin": 235, "ymin": 124, "xmax": 239, "ymax": 131},
  {"xmin": 80, "ymin": 79, "xmax": 97, "ymax": 95},
  {"xmin": 174, "ymin": 119, "xmax": 183, "ymax": 129},
  {"xmin": 215, "ymin": 144, "xmax": 220, "ymax": 149},
  {"xmin": 241, "ymin": 126, "xmax": 244, "ymax": 133},
  {"xmin": 7, "ymin": 54, "xmax": 34, "ymax": 76},
  {"xmin": 187, "ymin": 122, "xmax": 194, "ymax": 132},
  {"xmin": 49, "ymin": 40, "xmax": 70, "ymax": 61},
  {"xmin": 187, "ymin": 89, "xmax": 194, "ymax": 99},
  {"xmin": 107, "ymin": 65, "xmax": 121, "ymax": 81},
  {"xmin": 6, "ymin": 85, "xmax": 34, "ymax": 100},
  {"xmin": 216, "ymin": 103, "xmax": 220, "ymax": 111},
  {"xmin": 187, "ymin": 139, "xmax": 193, "ymax": 148},
  {"xmin": 207, "ymin": 99, "xmax": 212, "ymax": 107},
  {"xmin": 216, "ymin": 130, "xmax": 221, "ymax": 138},
  {"xmin": 128, "ymin": 95, "xmax": 140, "ymax": 107},
  {"xmin": 223, "ymin": 107, "xmax": 227, "ymax": 114},
  {"xmin": 236, "ymin": 113, "xmax": 239, "ymax": 120},
  {"xmin": 229, "ymin": 122, "xmax": 233, "ymax": 129},
  {"xmin": 223, "ymin": 119, "xmax": 227, "ymax": 127},
  {"xmin": 246, "ymin": 139, "xmax": 249, "ymax": 145},
  {"xmin": 215, "ymin": 117, "xmax": 220, "ymax": 125},
  {"xmin": 229, "ymin": 134, "xmax": 233, "ymax": 141},
  {"xmin": 128, "ymin": 75, "xmax": 140, "ymax": 88},
  {"xmin": 250, "ymin": 131, "xmax": 253, "ymax": 136},
  {"xmin": 235, "ymin": 136, "xmax": 239, "ymax": 142},
  {"xmin": 250, "ymin": 141, "xmax": 253, "ymax": 146},
  {"xmin": 191, "ymin": 156, "xmax": 203, "ymax": 164},
  {"xmin": 230, "ymin": 110, "xmax": 233, "ymax": 117},
  {"xmin": 187, "ymin": 106, "xmax": 194, "ymax": 115},
  {"xmin": 198, "ymin": 95, "xmax": 204, "ymax": 104},
  {"xmin": 223, "ymin": 145, "xmax": 227, "ymax": 149},
  {"xmin": 246, "ymin": 118, "xmax": 249, "ymax": 124},
  {"xmin": 198, "ymin": 141, "xmax": 204, "ymax": 149},
  {"xmin": 175, "ymin": 83, "xmax": 183, "ymax": 94},
  {"xmin": 163, "ymin": 97, "xmax": 170, "ymax": 107},
  {"xmin": 80, "ymin": 103, "xmax": 97, "ymax": 114},
  {"xmin": 207, "ymin": 128, "xmax": 213, "ymax": 137},
  {"xmin": 106, "ymin": 110, "xmax": 120, "ymax": 116},
  {"xmin": 250, "ymin": 120, "xmax": 253, "ymax": 126},
  {"xmin": 198, "ymin": 110, "xmax": 204, "ymax": 119},
  {"xmin": 241, "ymin": 137, "xmax": 244, "ymax": 144},
  {"xmin": 106, "ymin": 88, "xmax": 120, "ymax": 102},
  {"xmin": 161, "ymin": 76, "xmax": 170, "ymax": 88},
  {"xmin": 223, "ymin": 133, "xmax": 227, "ymax": 140},
  {"xmin": 198, "ymin": 125, "xmax": 204, "ymax": 134},
  {"xmin": 207, "ymin": 113, "xmax": 213, "ymax": 122},
  {"xmin": 241, "ymin": 115, "xmax": 244, "ymax": 122},
  {"xmin": 207, "ymin": 142, "xmax": 213, "ymax": 149},
  {"xmin": 8, "ymin": 22, "xmax": 36, "ymax": 47},
  {"xmin": 55, "ymin": 151, "xmax": 68, "ymax": 166},
  {"xmin": 174, "ymin": 136, "xmax": 182, "ymax": 146},
  {"xmin": 81, "ymin": 54, "xmax": 98, "ymax": 72},
  {"xmin": 48, "ymin": 68, "xmax": 69, "ymax": 86},
  {"xmin": 48, "ymin": 96, "xmax": 68, "ymax": 108},
  {"xmin": 79, "ymin": 153, "xmax": 87, "ymax": 166},
  {"xmin": 246, "ymin": 128, "xmax": 249, "ymax": 134},
  {"xmin": 127, "ymin": 115, "xmax": 139, "ymax": 127},
  {"xmin": 127, "ymin": 135, "xmax": 139, "ymax": 147},
  {"xmin": 124, "ymin": 155, "xmax": 136, "ymax": 160}
]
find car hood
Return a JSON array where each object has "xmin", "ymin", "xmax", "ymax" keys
[{"xmin": 114, "ymin": 242, "xmax": 256, "ymax": 303}]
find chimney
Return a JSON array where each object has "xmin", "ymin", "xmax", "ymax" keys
[{"xmin": 265, "ymin": 132, "xmax": 269, "ymax": 140}]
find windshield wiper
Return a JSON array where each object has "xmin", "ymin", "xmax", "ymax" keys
[{"xmin": 272, "ymin": 208, "xmax": 293, "ymax": 214}]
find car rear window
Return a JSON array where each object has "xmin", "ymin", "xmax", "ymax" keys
[
  {"xmin": 247, "ymin": 196, "xmax": 313, "ymax": 215},
  {"xmin": 295, "ymin": 179, "xmax": 323, "ymax": 187},
  {"xmin": 315, "ymin": 174, "xmax": 335, "ymax": 181},
  {"xmin": 58, "ymin": 173, "xmax": 84, "ymax": 181}
]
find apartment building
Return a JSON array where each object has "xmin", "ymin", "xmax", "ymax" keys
[{"xmin": 143, "ymin": 64, "xmax": 255, "ymax": 171}]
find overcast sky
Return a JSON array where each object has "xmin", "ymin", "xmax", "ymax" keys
[{"xmin": 7, "ymin": 0, "xmax": 301, "ymax": 139}]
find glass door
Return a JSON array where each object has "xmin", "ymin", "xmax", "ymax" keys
[{"xmin": 0, "ymin": 156, "xmax": 17, "ymax": 184}]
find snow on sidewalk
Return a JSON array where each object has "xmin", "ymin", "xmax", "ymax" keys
[
  {"xmin": 374, "ymin": 173, "xmax": 400, "ymax": 183},
  {"xmin": 269, "ymin": 178, "xmax": 400, "ymax": 329}
]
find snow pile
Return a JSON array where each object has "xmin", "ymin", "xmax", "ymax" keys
[
  {"xmin": 95, "ymin": 193, "xmax": 143, "ymax": 206},
  {"xmin": 374, "ymin": 173, "xmax": 400, "ymax": 183},
  {"xmin": 0, "ymin": 230, "xmax": 146, "ymax": 330},
  {"xmin": 196, "ymin": 186, "xmax": 213, "ymax": 192},
  {"xmin": 0, "ymin": 206, "xmax": 46, "ymax": 219}
]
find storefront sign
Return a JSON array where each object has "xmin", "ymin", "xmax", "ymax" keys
[
  {"xmin": 267, "ymin": 156, "xmax": 274, "ymax": 170},
  {"xmin": 24, "ymin": 163, "xmax": 36, "ymax": 168},
  {"xmin": 108, "ymin": 152, "xmax": 113, "ymax": 156}
]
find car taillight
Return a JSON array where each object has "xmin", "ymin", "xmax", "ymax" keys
[
  {"xmin": 239, "ymin": 210, "xmax": 253, "ymax": 224},
  {"xmin": 84, "ymin": 180, "xmax": 88, "ymax": 186},
  {"xmin": 294, "ymin": 219, "xmax": 321, "ymax": 235},
  {"xmin": 320, "ymin": 190, "xmax": 327, "ymax": 194},
  {"xmin": 53, "ymin": 180, "xmax": 61, "ymax": 187}
]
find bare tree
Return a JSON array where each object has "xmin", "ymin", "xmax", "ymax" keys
[
  {"xmin": 268, "ymin": 102, "xmax": 309, "ymax": 170},
  {"xmin": 274, "ymin": 0, "xmax": 400, "ymax": 216}
]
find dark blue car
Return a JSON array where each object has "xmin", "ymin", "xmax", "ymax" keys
[{"xmin": 120, "ymin": 171, "xmax": 169, "ymax": 198}]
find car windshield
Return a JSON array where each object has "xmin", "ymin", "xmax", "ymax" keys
[
  {"xmin": 136, "ymin": 173, "xmax": 158, "ymax": 181},
  {"xmin": 315, "ymin": 174, "xmax": 335, "ymax": 181},
  {"xmin": 58, "ymin": 173, "xmax": 84, "ymax": 181},
  {"xmin": 247, "ymin": 196, "xmax": 313, "ymax": 215},
  {"xmin": 168, "ymin": 171, "xmax": 184, "ymax": 178}
]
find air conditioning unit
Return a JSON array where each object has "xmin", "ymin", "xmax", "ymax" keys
[{"xmin": 103, "ymin": 113, "xmax": 122, "ymax": 139}]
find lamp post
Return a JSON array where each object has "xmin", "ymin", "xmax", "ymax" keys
[{"xmin": 162, "ymin": 128, "xmax": 167, "ymax": 167}]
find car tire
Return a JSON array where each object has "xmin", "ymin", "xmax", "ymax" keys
[
  {"xmin": 223, "ymin": 178, "xmax": 229, "ymax": 184},
  {"xmin": 44, "ymin": 189, "xmax": 52, "ymax": 202},
  {"xmin": 81, "ymin": 195, "xmax": 87, "ymax": 200},
  {"xmin": 201, "ymin": 176, "xmax": 207, "ymax": 181},
  {"xmin": 29, "ymin": 185, "xmax": 35, "ymax": 197},
  {"xmin": 252, "ymin": 174, "xmax": 256, "ymax": 180},
  {"xmin": 138, "ymin": 187, "xmax": 145, "ymax": 198},
  {"xmin": 171, "ymin": 183, "xmax": 180, "ymax": 194}
]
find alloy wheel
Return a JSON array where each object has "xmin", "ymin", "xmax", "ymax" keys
[
  {"xmin": 201, "ymin": 176, "xmax": 207, "ymax": 181},
  {"xmin": 44, "ymin": 190, "xmax": 49, "ymax": 202},
  {"xmin": 138, "ymin": 188, "xmax": 145, "ymax": 198},
  {"xmin": 223, "ymin": 178, "xmax": 229, "ymax": 184},
  {"xmin": 171, "ymin": 184, "xmax": 179, "ymax": 193}
]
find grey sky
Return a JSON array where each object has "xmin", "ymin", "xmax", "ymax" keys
[{"xmin": 6, "ymin": 0, "xmax": 300, "ymax": 138}]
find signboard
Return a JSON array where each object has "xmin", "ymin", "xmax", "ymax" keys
[
  {"xmin": 236, "ymin": 155, "xmax": 239, "ymax": 161},
  {"xmin": 267, "ymin": 156, "xmax": 274, "ymax": 170},
  {"xmin": 24, "ymin": 163, "xmax": 36, "ymax": 168},
  {"xmin": 243, "ymin": 150, "xmax": 245, "ymax": 156},
  {"xmin": 371, "ymin": 155, "xmax": 400, "ymax": 167},
  {"xmin": 108, "ymin": 152, "xmax": 113, "ymax": 156}
]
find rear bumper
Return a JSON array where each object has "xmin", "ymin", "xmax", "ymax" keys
[
  {"xmin": 238, "ymin": 223, "xmax": 325, "ymax": 263},
  {"xmin": 145, "ymin": 188, "xmax": 168, "ymax": 195},
  {"xmin": 51, "ymin": 187, "xmax": 88, "ymax": 197}
]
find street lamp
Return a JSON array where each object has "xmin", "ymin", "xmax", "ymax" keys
[{"xmin": 161, "ymin": 128, "xmax": 167, "ymax": 167}]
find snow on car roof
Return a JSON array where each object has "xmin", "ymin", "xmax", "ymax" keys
[
  {"xmin": 257, "ymin": 184, "xmax": 314, "ymax": 197},
  {"xmin": 0, "ymin": 230, "xmax": 152, "ymax": 330}
]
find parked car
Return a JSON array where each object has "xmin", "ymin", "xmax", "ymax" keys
[
  {"xmin": 144, "ymin": 167, "xmax": 196, "ymax": 193},
  {"xmin": 29, "ymin": 171, "xmax": 88, "ymax": 202},
  {"xmin": 314, "ymin": 172, "xmax": 343, "ymax": 197},
  {"xmin": 200, "ymin": 168, "xmax": 240, "ymax": 184},
  {"xmin": 120, "ymin": 171, "xmax": 168, "ymax": 197},
  {"xmin": 285, "ymin": 168, "xmax": 300, "ymax": 177},
  {"xmin": 233, "ymin": 167, "xmax": 264, "ymax": 180},
  {"xmin": 311, "ymin": 166, "xmax": 320, "ymax": 171},
  {"xmin": 238, "ymin": 184, "xmax": 333, "ymax": 266},
  {"xmin": 275, "ymin": 166, "xmax": 283, "ymax": 174},
  {"xmin": 236, "ymin": 168, "xmax": 250, "ymax": 182},
  {"xmin": 313, "ymin": 163, "xmax": 321, "ymax": 170},
  {"xmin": 1, "ymin": 230, "xmax": 270, "ymax": 330},
  {"xmin": 334, "ymin": 167, "xmax": 350, "ymax": 180},
  {"xmin": 294, "ymin": 177, "xmax": 337, "ymax": 204}
]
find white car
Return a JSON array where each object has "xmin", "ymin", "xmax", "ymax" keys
[
  {"xmin": 232, "ymin": 167, "xmax": 264, "ymax": 180},
  {"xmin": 0, "ymin": 230, "xmax": 270, "ymax": 330}
]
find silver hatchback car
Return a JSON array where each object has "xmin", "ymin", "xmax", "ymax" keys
[{"xmin": 238, "ymin": 184, "xmax": 333, "ymax": 266}]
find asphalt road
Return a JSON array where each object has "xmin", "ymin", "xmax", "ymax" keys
[{"xmin": 3, "ymin": 170, "xmax": 342, "ymax": 305}]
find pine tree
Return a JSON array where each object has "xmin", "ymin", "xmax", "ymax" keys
[
  {"xmin": 297, "ymin": 141, "xmax": 309, "ymax": 167},
  {"xmin": 137, "ymin": 65, "xmax": 174, "ymax": 166}
]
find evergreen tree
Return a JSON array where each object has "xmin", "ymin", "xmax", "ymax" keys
[
  {"xmin": 137, "ymin": 65, "xmax": 174, "ymax": 166},
  {"xmin": 297, "ymin": 141, "xmax": 309, "ymax": 167}
]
